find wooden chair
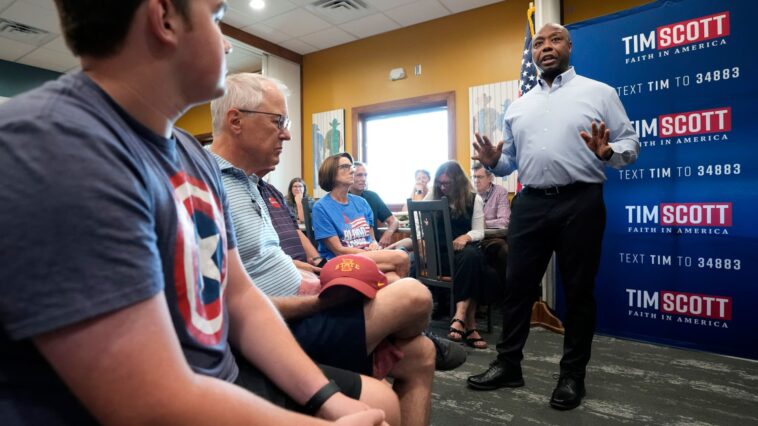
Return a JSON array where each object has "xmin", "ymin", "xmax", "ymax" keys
[
  {"xmin": 407, "ymin": 197, "xmax": 494, "ymax": 333},
  {"xmin": 302, "ymin": 198, "xmax": 317, "ymax": 247},
  {"xmin": 407, "ymin": 197, "xmax": 456, "ymax": 319}
]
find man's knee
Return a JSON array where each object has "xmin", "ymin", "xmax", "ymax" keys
[
  {"xmin": 391, "ymin": 278, "xmax": 432, "ymax": 315},
  {"xmin": 408, "ymin": 334, "xmax": 436, "ymax": 373}
]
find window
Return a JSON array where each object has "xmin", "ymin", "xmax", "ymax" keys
[{"xmin": 352, "ymin": 92, "xmax": 455, "ymax": 208}]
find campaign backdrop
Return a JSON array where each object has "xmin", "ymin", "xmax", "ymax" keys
[{"xmin": 557, "ymin": 0, "xmax": 757, "ymax": 359}]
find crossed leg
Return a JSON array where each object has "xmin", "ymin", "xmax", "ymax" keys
[{"xmin": 358, "ymin": 249, "xmax": 410, "ymax": 283}]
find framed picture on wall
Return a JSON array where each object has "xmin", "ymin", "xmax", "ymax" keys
[
  {"xmin": 468, "ymin": 80, "xmax": 520, "ymax": 192},
  {"xmin": 311, "ymin": 109, "xmax": 344, "ymax": 198}
]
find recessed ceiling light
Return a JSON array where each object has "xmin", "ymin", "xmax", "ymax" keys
[{"xmin": 249, "ymin": 0, "xmax": 265, "ymax": 10}]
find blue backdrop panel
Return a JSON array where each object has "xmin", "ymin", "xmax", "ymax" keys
[{"xmin": 558, "ymin": 0, "xmax": 758, "ymax": 359}]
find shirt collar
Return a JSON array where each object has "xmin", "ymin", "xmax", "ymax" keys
[
  {"xmin": 207, "ymin": 149, "xmax": 259, "ymax": 182},
  {"xmin": 537, "ymin": 66, "xmax": 576, "ymax": 89}
]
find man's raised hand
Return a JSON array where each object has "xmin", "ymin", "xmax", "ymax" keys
[
  {"xmin": 579, "ymin": 121, "xmax": 613, "ymax": 161},
  {"xmin": 471, "ymin": 132, "xmax": 503, "ymax": 168}
]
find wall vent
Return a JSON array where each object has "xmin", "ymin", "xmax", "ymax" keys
[
  {"xmin": 0, "ymin": 18, "xmax": 56, "ymax": 46},
  {"xmin": 306, "ymin": 0, "xmax": 375, "ymax": 25}
]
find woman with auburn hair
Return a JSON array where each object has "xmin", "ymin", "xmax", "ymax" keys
[
  {"xmin": 311, "ymin": 152, "xmax": 409, "ymax": 282},
  {"xmin": 428, "ymin": 161, "xmax": 489, "ymax": 349}
]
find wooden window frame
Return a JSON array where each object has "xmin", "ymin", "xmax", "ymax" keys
[{"xmin": 351, "ymin": 92, "xmax": 456, "ymax": 211}]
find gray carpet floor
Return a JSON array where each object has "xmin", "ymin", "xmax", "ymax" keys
[{"xmin": 427, "ymin": 316, "xmax": 758, "ymax": 425}]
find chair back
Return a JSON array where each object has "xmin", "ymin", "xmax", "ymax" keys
[
  {"xmin": 302, "ymin": 198, "xmax": 317, "ymax": 246},
  {"xmin": 407, "ymin": 197, "xmax": 456, "ymax": 318}
]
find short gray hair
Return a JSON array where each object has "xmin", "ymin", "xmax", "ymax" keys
[
  {"xmin": 471, "ymin": 161, "xmax": 493, "ymax": 176},
  {"xmin": 210, "ymin": 73, "xmax": 289, "ymax": 135}
]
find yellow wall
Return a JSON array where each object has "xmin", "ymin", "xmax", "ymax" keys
[
  {"xmin": 176, "ymin": 103, "xmax": 212, "ymax": 135},
  {"xmin": 175, "ymin": 0, "xmax": 655, "ymax": 186},
  {"xmin": 301, "ymin": 0, "xmax": 654, "ymax": 189},
  {"xmin": 302, "ymin": 0, "xmax": 528, "ymax": 190}
]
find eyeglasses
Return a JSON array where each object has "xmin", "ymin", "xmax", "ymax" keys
[
  {"xmin": 237, "ymin": 109, "xmax": 291, "ymax": 130},
  {"xmin": 338, "ymin": 164, "xmax": 355, "ymax": 171},
  {"xmin": 437, "ymin": 180, "xmax": 451, "ymax": 187},
  {"xmin": 472, "ymin": 175, "xmax": 487, "ymax": 180}
]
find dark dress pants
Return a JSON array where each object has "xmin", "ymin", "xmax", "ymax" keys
[{"xmin": 495, "ymin": 183, "xmax": 605, "ymax": 377}]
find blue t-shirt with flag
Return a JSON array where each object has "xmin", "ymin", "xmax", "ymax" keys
[{"xmin": 312, "ymin": 193, "xmax": 375, "ymax": 259}]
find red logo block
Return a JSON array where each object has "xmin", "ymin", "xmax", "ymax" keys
[
  {"xmin": 660, "ymin": 291, "xmax": 732, "ymax": 320},
  {"xmin": 659, "ymin": 203, "xmax": 732, "ymax": 226},
  {"xmin": 657, "ymin": 11, "xmax": 730, "ymax": 49},
  {"xmin": 659, "ymin": 107, "xmax": 731, "ymax": 137}
]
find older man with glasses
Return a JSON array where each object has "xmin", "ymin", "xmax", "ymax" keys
[{"xmin": 209, "ymin": 73, "xmax": 440, "ymax": 426}]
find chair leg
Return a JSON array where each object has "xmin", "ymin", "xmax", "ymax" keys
[
  {"xmin": 449, "ymin": 289, "xmax": 455, "ymax": 320},
  {"xmin": 487, "ymin": 303, "xmax": 492, "ymax": 334}
]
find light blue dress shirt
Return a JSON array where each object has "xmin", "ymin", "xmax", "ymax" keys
[{"xmin": 490, "ymin": 67, "xmax": 640, "ymax": 187}]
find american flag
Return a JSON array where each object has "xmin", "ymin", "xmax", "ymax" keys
[{"xmin": 518, "ymin": 10, "xmax": 538, "ymax": 96}]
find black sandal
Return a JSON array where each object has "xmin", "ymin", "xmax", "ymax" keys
[
  {"xmin": 448, "ymin": 318, "xmax": 465, "ymax": 342},
  {"xmin": 464, "ymin": 329, "xmax": 488, "ymax": 349}
]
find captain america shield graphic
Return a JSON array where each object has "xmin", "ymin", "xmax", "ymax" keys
[{"xmin": 171, "ymin": 172, "xmax": 228, "ymax": 345}]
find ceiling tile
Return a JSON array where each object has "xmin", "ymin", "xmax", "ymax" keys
[
  {"xmin": 227, "ymin": 0, "xmax": 297, "ymax": 23},
  {"xmin": 0, "ymin": 36, "xmax": 36, "ymax": 61},
  {"xmin": 17, "ymin": 46, "xmax": 78, "ymax": 72},
  {"xmin": 363, "ymin": 0, "xmax": 417, "ymax": 12},
  {"xmin": 240, "ymin": 23, "xmax": 293, "ymax": 44},
  {"xmin": 0, "ymin": 0, "xmax": 14, "ymax": 13},
  {"xmin": 222, "ymin": 6, "xmax": 258, "ymax": 29},
  {"xmin": 42, "ymin": 35, "xmax": 71, "ymax": 54},
  {"xmin": 438, "ymin": 0, "xmax": 502, "ymax": 14},
  {"xmin": 340, "ymin": 13, "xmax": 400, "ymax": 39},
  {"xmin": 17, "ymin": 0, "xmax": 57, "ymax": 12},
  {"xmin": 263, "ymin": 8, "xmax": 331, "ymax": 38},
  {"xmin": 303, "ymin": 26, "xmax": 356, "ymax": 50},
  {"xmin": 1, "ymin": 0, "xmax": 60, "ymax": 33},
  {"xmin": 383, "ymin": 0, "xmax": 449, "ymax": 27},
  {"xmin": 280, "ymin": 38, "xmax": 318, "ymax": 55}
]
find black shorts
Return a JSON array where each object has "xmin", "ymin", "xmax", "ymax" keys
[
  {"xmin": 233, "ymin": 351, "xmax": 362, "ymax": 412},
  {"xmin": 288, "ymin": 299, "xmax": 372, "ymax": 376}
]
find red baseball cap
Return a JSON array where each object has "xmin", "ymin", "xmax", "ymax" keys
[{"xmin": 319, "ymin": 255, "xmax": 389, "ymax": 299}]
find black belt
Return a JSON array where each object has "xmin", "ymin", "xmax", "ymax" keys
[{"xmin": 522, "ymin": 181, "xmax": 600, "ymax": 196}]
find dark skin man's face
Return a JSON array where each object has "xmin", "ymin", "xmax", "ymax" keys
[{"xmin": 532, "ymin": 25, "xmax": 572, "ymax": 82}]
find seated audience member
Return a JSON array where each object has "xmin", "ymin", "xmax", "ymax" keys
[
  {"xmin": 312, "ymin": 153, "xmax": 410, "ymax": 282},
  {"xmin": 349, "ymin": 162, "xmax": 399, "ymax": 247},
  {"xmin": 472, "ymin": 162, "xmax": 511, "ymax": 229},
  {"xmin": 286, "ymin": 177, "xmax": 311, "ymax": 224},
  {"xmin": 411, "ymin": 169, "xmax": 431, "ymax": 201},
  {"xmin": 472, "ymin": 162, "xmax": 510, "ymax": 292},
  {"xmin": 260, "ymin": 169, "xmax": 323, "ymax": 267},
  {"xmin": 208, "ymin": 72, "xmax": 435, "ymax": 426},
  {"xmin": 0, "ymin": 2, "xmax": 389, "ymax": 425},
  {"xmin": 260, "ymin": 170, "xmax": 467, "ymax": 373},
  {"xmin": 402, "ymin": 169, "xmax": 431, "ymax": 211},
  {"xmin": 429, "ymin": 161, "xmax": 491, "ymax": 349}
]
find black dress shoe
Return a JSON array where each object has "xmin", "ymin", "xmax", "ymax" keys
[
  {"xmin": 467, "ymin": 361, "xmax": 524, "ymax": 390},
  {"xmin": 549, "ymin": 375, "xmax": 586, "ymax": 410}
]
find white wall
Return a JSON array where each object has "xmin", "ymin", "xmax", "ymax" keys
[{"xmin": 264, "ymin": 55, "xmax": 301, "ymax": 194}]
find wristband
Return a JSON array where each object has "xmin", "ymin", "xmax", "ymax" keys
[{"xmin": 304, "ymin": 380, "xmax": 341, "ymax": 414}]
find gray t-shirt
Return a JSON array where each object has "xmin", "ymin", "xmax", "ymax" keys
[{"xmin": 0, "ymin": 71, "xmax": 237, "ymax": 424}]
